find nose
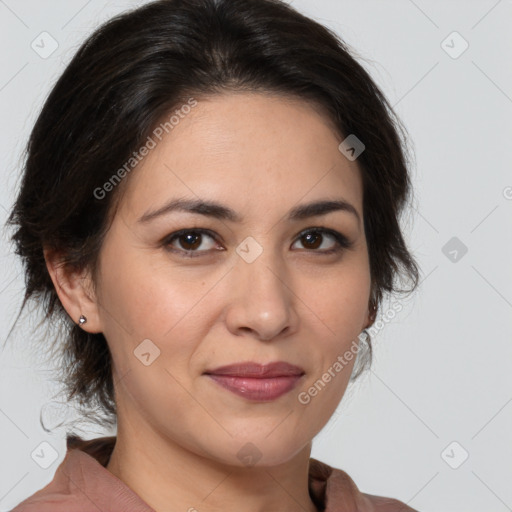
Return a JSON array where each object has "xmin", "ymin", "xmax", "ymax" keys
[{"xmin": 224, "ymin": 249, "xmax": 299, "ymax": 342}]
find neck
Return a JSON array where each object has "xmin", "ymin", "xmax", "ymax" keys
[{"xmin": 106, "ymin": 417, "xmax": 319, "ymax": 512}]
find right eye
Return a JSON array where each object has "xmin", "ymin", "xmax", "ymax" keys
[{"xmin": 163, "ymin": 229, "xmax": 224, "ymax": 257}]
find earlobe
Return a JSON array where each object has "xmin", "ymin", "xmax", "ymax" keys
[
  {"xmin": 364, "ymin": 298, "xmax": 377, "ymax": 330},
  {"xmin": 43, "ymin": 248, "xmax": 103, "ymax": 333}
]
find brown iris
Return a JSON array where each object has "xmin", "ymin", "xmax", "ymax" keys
[
  {"xmin": 178, "ymin": 233, "xmax": 203, "ymax": 250},
  {"xmin": 301, "ymin": 231, "xmax": 323, "ymax": 250}
]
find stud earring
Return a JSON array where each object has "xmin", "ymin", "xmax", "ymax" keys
[{"xmin": 78, "ymin": 314, "xmax": 87, "ymax": 325}]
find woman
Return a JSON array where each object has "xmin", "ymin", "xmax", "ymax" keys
[{"xmin": 7, "ymin": 0, "xmax": 420, "ymax": 510}]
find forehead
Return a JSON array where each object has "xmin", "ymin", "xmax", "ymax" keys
[{"xmin": 120, "ymin": 92, "xmax": 364, "ymax": 220}]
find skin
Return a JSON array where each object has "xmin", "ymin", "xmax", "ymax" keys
[{"xmin": 46, "ymin": 92, "xmax": 375, "ymax": 512}]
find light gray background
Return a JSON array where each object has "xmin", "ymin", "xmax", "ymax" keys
[{"xmin": 1, "ymin": 1, "xmax": 511, "ymax": 511}]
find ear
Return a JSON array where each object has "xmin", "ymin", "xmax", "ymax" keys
[
  {"xmin": 43, "ymin": 248, "xmax": 103, "ymax": 333},
  {"xmin": 363, "ymin": 296, "xmax": 377, "ymax": 331}
]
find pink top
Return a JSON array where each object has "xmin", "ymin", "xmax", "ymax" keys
[{"xmin": 11, "ymin": 436, "xmax": 418, "ymax": 511}]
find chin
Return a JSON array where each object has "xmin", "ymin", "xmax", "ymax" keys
[{"xmin": 209, "ymin": 436, "xmax": 308, "ymax": 469}]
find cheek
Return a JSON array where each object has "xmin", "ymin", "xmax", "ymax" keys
[
  {"xmin": 298, "ymin": 262, "xmax": 370, "ymax": 409},
  {"xmin": 96, "ymin": 253, "xmax": 211, "ymax": 417},
  {"xmin": 96, "ymin": 247, "xmax": 223, "ymax": 388},
  {"xmin": 98, "ymin": 246, "xmax": 206, "ymax": 337},
  {"xmin": 310, "ymin": 261, "xmax": 371, "ymax": 332}
]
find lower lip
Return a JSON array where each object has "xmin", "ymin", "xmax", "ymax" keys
[{"xmin": 206, "ymin": 374, "xmax": 303, "ymax": 401}]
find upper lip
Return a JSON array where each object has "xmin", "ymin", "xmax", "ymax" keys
[{"xmin": 204, "ymin": 361, "xmax": 305, "ymax": 378}]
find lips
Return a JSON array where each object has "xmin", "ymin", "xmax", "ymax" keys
[
  {"xmin": 204, "ymin": 361, "xmax": 305, "ymax": 378},
  {"xmin": 204, "ymin": 362, "xmax": 305, "ymax": 402}
]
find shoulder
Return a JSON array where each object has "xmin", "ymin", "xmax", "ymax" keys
[
  {"xmin": 10, "ymin": 449, "xmax": 88, "ymax": 512},
  {"xmin": 10, "ymin": 436, "xmax": 153, "ymax": 512},
  {"xmin": 309, "ymin": 458, "xmax": 419, "ymax": 512}
]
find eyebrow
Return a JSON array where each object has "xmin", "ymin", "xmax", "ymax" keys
[{"xmin": 138, "ymin": 197, "xmax": 361, "ymax": 225}]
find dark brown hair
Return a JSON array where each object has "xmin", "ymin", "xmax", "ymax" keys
[{"xmin": 6, "ymin": 0, "xmax": 420, "ymax": 427}]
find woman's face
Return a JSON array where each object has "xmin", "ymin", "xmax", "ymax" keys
[{"xmin": 92, "ymin": 92, "xmax": 372, "ymax": 466}]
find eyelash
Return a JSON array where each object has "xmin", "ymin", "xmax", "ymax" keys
[{"xmin": 162, "ymin": 227, "xmax": 353, "ymax": 258}]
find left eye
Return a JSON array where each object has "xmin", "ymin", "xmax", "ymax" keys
[{"xmin": 292, "ymin": 229, "xmax": 341, "ymax": 252}]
